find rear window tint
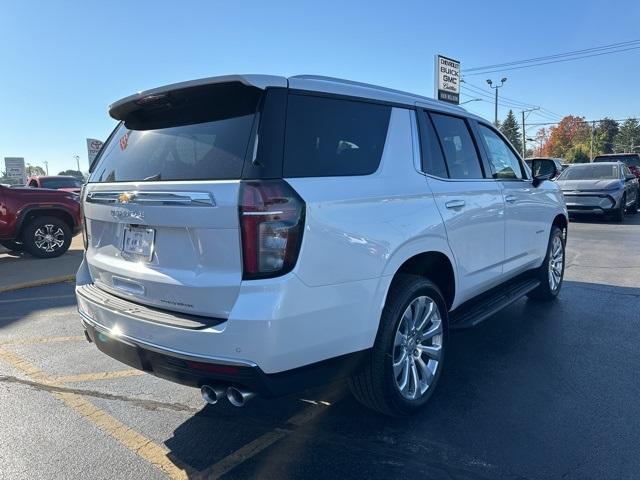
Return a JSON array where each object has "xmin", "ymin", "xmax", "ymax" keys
[
  {"xmin": 283, "ymin": 95, "xmax": 391, "ymax": 177},
  {"xmin": 90, "ymin": 84, "xmax": 260, "ymax": 183}
]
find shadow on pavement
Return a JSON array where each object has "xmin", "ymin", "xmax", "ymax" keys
[
  {"xmin": 163, "ymin": 280, "xmax": 640, "ymax": 479},
  {"xmin": 0, "ymin": 282, "xmax": 77, "ymax": 331}
]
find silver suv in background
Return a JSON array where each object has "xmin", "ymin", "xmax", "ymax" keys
[
  {"xmin": 556, "ymin": 161, "xmax": 638, "ymax": 221},
  {"xmin": 77, "ymin": 75, "xmax": 568, "ymax": 415}
]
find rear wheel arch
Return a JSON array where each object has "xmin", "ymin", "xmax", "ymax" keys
[
  {"xmin": 389, "ymin": 251, "xmax": 456, "ymax": 311},
  {"xmin": 17, "ymin": 207, "xmax": 75, "ymax": 238}
]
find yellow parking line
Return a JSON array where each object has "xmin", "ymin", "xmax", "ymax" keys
[
  {"xmin": 0, "ymin": 346, "xmax": 195, "ymax": 479},
  {"xmin": 0, "ymin": 335, "xmax": 85, "ymax": 346},
  {"xmin": 197, "ymin": 430, "xmax": 289, "ymax": 479},
  {"xmin": 52, "ymin": 369, "xmax": 145, "ymax": 384},
  {"xmin": 197, "ymin": 396, "xmax": 335, "ymax": 479}
]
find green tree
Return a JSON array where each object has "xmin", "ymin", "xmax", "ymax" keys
[
  {"xmin": 500, "ymin": 110, "xmax": 522, "ymax": 154},
  {"xmin": 594, "ymin": 118, "xmax": 619, "ymax": 154},
  {"xmin": 615, "ymin": 118, "xmax": 640, "ymax": 152},
  {"xmin": 58, "ymin": 169, "xmax": 84, "ymax": 179},
  {"xmin": 565, "ymin": 145, "xmax": 590, "ymax": 163}
]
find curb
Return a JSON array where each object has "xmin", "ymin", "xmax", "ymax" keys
[{"xmin": 0, "ymin": 275, "xmax": 76, "ymax": 294}]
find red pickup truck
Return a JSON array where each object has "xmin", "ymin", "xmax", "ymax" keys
[{"xmin": 0, "ymin": 184, "xmax": 82, "ymax": 258}]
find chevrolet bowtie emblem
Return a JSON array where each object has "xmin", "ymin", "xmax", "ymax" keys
[{"xmin": 118, "ymin": 192, "xmax": 134, "ymax": 204}]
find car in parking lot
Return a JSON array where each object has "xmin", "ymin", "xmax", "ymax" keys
[
  {"xmin": 27, "ymin": 175, "xmax": 83, "ymax": 194},
  {"xmin": 0, "ymin": 183, "xmax": 82, "ymax": 257},
  {"xmin": 76, "ymin": 74, "xmax": 568, "ymax": 416},
  {"xmin": 593, "ymin": 153, "xmax": 640, "ymax": 181},
  {"xmin": 556, "ymin": 161, "xmax": 639, "ymax": 221}
]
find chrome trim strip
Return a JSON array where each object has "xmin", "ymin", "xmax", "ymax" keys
[
  {"xmin": 78, "ymin": 310, "xmax": 257, "ymax": 368},
  {"xmin": 241, "ymin": 211, "xmax": 284, "ymax": 216},
  {"xmin": 86, "ymin": 191, "xmax": 215, "ymax": 206}
]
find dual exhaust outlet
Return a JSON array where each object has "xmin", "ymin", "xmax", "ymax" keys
[{"xmin": 201, "ymin": 384, "xmax": 255, "ymax": 407}]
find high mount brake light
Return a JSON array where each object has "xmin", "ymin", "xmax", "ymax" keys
[{"xmin": 239, "ymin": 180, "xmax": 305, "ymax": 280}]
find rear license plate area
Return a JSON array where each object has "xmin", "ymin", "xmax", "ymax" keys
[{"xmin": 122, "ymin": 226, "xmax": 155, "ymax": 260}]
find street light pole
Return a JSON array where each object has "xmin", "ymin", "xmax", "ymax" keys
[
  {"xmin": 74, "ymin": 155, "xmax": 81, "ymax": 174},
  {"xmin": 460, "ymin": 98, "xmax": 482, "ymax": 105},
  {"xmin": 486, "ymin": 77, "xmax": 507, "ymax": 126}
]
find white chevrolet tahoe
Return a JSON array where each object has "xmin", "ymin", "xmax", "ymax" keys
[{"xmin": 76, "ymin": 75, "xmax": 568, "ymax": 416}]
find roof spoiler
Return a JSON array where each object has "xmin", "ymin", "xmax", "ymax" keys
[{"xmin": 108, "ymin": 74, "xmax": 287, "ymax": 121}]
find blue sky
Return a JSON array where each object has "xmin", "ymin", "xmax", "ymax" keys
[{"xmin": 1, "ymin": 0, "xmax": 639, "ymax": 174}]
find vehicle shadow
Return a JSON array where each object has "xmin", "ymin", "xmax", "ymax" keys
[
  {"xmin": 0, "ymin": 282, "xmax": 77, "ymax": 332},
  {"xmin": 164, "ymin": 280, "xmax": 640, "ymax": 479},
  {"xmin": 569, "ymin": 212, "xmax": 640, "ymax": 225}
]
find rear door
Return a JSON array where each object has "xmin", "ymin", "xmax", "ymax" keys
[
  {"xmin": 474, "ymin": 123, "xmax": 549, "ymax": 274},
  {"xmin": 84, "ymin": 82, "xmax": 268, "ymax": 318},
  {"xmin": 419, "ymin": 110, "xmax": 505, "ymax": 303}
]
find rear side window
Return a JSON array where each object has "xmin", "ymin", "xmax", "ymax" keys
[
  {"xmin": 430, "ymin": 113, "xmax": 484, "ymax": 179},
  {"xmin": 418, "ymin": 111, "xmax": 448, "ymax": 178},
  {"xmin": 283, "ymin": 95, "xmax": 391, "ymax": 177},
  {"xmin": 478, "ymin": 124, "xmax": 524, "ymax": 179}
]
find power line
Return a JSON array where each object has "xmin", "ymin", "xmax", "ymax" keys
[
  {"xmin": 462, "ymin": 45, "xmax": 640, "ymax": 76},
  {"xmin": 524, "ymin": 117, "xmax": 639, "ymax": 127},
  {"xmin": 463, "ymin": 39, "xmax": 640, "ymax": 73}
]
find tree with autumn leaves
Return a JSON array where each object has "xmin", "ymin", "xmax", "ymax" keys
[{"xmin": 536, "ymin": 116, "xmax": 640, "ymax": 163}]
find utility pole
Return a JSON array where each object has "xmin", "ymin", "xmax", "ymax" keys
[
  {"xmin": 74, "ymin": 155, "xmax": 81, "ymax": 174},
  {"xmin": 590, "ymin": 121, "xmax": 595, "ymax": 162},
  {"xmin": 486, "ymin": 77, "xmax": 507, "ymax": 126},
  {"xmin": 520, "ymin": 107, "xmax": 540, "ymax": 158},
  {"xmin": 43, "ymin": 160, "xmax": 49, "ymax": 175}
]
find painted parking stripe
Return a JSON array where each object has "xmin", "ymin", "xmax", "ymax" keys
[
  {"xmin": 52, "ymin": 369, "xmax": 145, "ymax": 384},
  {"xmin": 0, "ymin": 345, "xmax": 195, "ymax": 479}
]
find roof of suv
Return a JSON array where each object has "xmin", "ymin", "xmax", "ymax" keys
[{"xmin": 109, "ymin": 74, "xmax": 483, "ymax": 123}]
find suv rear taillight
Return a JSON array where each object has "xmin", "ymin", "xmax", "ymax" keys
[
  {"xmin": 80, "ymin": 185, "xmax": 88, "ymax": 250},
  {"xmin": 239, "ymin": 180, "xmax": 305, "ymax": 280}
]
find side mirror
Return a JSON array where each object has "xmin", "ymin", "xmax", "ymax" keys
[
  {"xmin": 531, "ymin": 159, "xmax": 557, "ymax": 187},
  {"xmin": 625, "ymin": 174, "xmax": 636, "ymax": 181}
]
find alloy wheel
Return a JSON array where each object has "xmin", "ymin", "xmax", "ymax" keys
[
  {"xmin": 548, "ymin": 235, "xmax": 564, "ymax": 292},
  {"xmin": 392, "ymin": 296, "xmax": 443, "ymax": 400},
  {"xmin": 34, "ymin": 224, "xmax": 65, "ymax": 253}
]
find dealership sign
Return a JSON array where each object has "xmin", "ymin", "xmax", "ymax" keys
[
  {"xmin": 4, "ymin": 157, "xmax": 26, "ymax": 183},
  {"xmin": 435, "ymin": 55, "xmax": 460, "ymax": 104},
  {"xmin": 86, "ymin": 138, "xmax": 104, "ymax": 165}
]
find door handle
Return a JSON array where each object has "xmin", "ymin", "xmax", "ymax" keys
[
  {"xmin": 505, "ymin": 195, "xmax": 517, "ymax": 203},
  {"xmin": 445, "ymin": 200, "xmax": 465, "ymax": 209}
]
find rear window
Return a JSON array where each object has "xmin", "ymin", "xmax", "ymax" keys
[
  {"xmin": 90, "ymin": 85, "xmax": 260, "ymax": 183},
  {"xmin": 593, "ymin": 154, "xmax": 640, "ymax": 166},
  {"xmin": 40, "ymin": 178, "xmax": 82, "ymax": 189},
  {"xmin": 283, "ymin": 95, "xmax": 391, "ymax": 177}
]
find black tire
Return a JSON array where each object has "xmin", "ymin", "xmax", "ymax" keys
[
  {"xmin": 349, "ymin": 274, "xmax": 448, "ymax": 416},
  {"xmin": 22, "ymin": 216, "xmax": 71, "ymax": 258},
  {"xmin": 527, "ymin": 226, "xmax": 565, "ymax": 301},
  {"xmin": 0, "ymin": 241, "xmax": 24, "ymax": 252},
  {"xmin": 627, "ymin": 197, "xmax": 638, "ymax": 214},
  {"xmin": 613, "ymin": 195, "xmax": 625, "ymax": 222}
]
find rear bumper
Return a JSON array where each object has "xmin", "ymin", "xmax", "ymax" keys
[
  {"xmin": 80, "ymin": 311, "xmax": 367, "ymax": 397},
  {"xmin": 75, "ymin": 256, "xmax": 384, "ymax": 376}
]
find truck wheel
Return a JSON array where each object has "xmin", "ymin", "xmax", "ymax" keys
[
  {"xmin": 627, "ymin": 197, "xmax": 638, "ymax": 214},
  {"xmin": 22, "ymin": 216, "xmax": 71, "ymax": 258},
  {"xmin": 349, "ymin": 274, "xmax": 448, "ymax": 416},
  {"xmin": 0, "ymin": 241, "xmax": 24, "ymax": 253},
  {"xmin": 528, "ymin": 226, "xmax": 565, "ymax": 301}
]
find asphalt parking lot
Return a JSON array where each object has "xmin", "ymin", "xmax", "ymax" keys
[{"xmin": 1, "ymin": 214, "xmax": 639, "ymax": 480}]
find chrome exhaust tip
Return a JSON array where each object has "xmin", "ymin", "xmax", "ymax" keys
[
  {"xmin": 226, "ymin": 386, "xmax": 256, "ymax": 407},
  {"xmin": 200, "ymin": 385, "xmax": 225, "ymax": 405}
]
